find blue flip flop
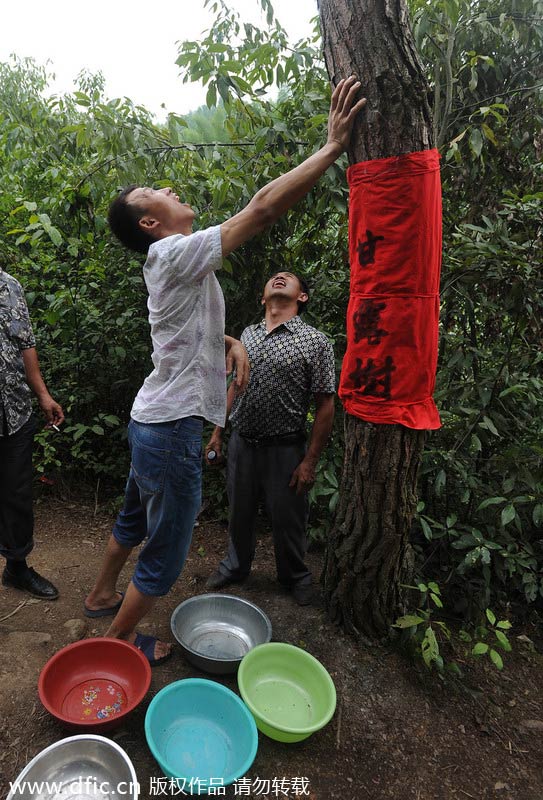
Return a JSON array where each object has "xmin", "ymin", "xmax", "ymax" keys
[
  {"xmin": 83, "ymin": 592, "xmax": 124, "ymax": 618},
  {"xmin": 134, "ymin": 632, "xmax": 173, "ymax": 667}
]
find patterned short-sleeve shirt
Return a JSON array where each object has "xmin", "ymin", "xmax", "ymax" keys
[
  {"xmin": 0, "ymin": 269, "xmax": 36, "ymax": 436},
  {"xmin": 130, "ymin": 226, "xmax": 226, "ymax": 427},
  {"xmin": 229, "ymin": 315, "xmax": 335, "ymax": 438}
]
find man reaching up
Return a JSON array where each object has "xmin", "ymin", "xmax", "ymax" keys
[{"xmin": 84, "ymin": 77, "xmax": 366, "ymax": 663}]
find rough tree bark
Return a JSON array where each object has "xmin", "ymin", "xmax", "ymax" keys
[
  {"xmin": 319, "ymin": 0, "xmax": 435, "ymax": 639},
  {"xmin": 319, "ymin": 0, "xmax": 433, "ymax": 162}
]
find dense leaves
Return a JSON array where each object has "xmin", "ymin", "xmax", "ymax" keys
[
  {"xmin": 0, "ymin": 0, "xmax": 541, "ymax": 615},
  {"xmin": 410, "ymin": 0, "xmax": 543, "ymax": 612}
]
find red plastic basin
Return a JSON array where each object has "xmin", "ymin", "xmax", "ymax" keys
[{"xmin": 38, "ymin": 638, "xmax": 151, "ymax": 731}]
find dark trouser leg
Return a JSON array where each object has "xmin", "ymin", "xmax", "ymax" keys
[
  {"xmin": 219, "ymin": 430, "xmax": 260, "ymax": 579},
  {"xmin": 261, "ymin": 442, "xmax": 311, "ymax": 587},
  {"xmin": 0, "ymin": 416, "xmax": 35, "ymax": 562}
]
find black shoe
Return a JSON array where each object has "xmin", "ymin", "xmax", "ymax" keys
[
  {"xmin": 2, "ymin": 566, "xmax": 59, "ymax": 600},
  {"xmin": 205, "ymin": 570, "xmax": 241, "ymax": 591},
  {"xmin": 291, "ymin": 583, "xmax": 314, "ymax": 606}
]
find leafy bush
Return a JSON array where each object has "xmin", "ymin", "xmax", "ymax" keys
[{"xmin": 394, "ymin": 583, "xmax": 513, "ymax": 674}]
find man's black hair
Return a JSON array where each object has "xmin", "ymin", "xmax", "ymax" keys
[
  {"xmin": 107, "ymin": 185, "xmax": 156, "ymax": 255},
  {"xmin": 269, "ymin": 271, "xmax": 310, "ymax": 314}
]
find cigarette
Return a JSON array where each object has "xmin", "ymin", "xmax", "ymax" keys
[{"xmin": 52, "ymin": 424, "xmax": 60, "ymax": 432}]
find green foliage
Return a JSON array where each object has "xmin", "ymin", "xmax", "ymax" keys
[
  {"xmin": 307, "ymin": 412, "xmax": 343, "ymax": 541},
  {"xmin": 395, "ymin": 582, "xmax": 513, "ymax": 674},
  {"xmin": 468, "ymin": 608, "xmax": 513, "ymax": 671},
  {"xmin": 404, "ymin": 0, "xmax": 543, "ymax": 615},
  {"xmin": 0, "ymin": 0, "xmax": 541, "ymax": 625}
]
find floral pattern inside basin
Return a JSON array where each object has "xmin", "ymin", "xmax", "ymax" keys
[{"xmin": 62, "ymin": 678, "xmax": 127, "ymax": 721}]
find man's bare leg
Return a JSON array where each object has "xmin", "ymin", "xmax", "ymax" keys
[
  {"xmin": 105, "ymin": 581, "xmax": 172, "ymax": 661},
  {"xmin": 84, "ymin": 535, "xmax": 131, "ymax": 613}
]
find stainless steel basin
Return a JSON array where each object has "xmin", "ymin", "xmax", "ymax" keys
[
  {"xmin": 7, "ymin": 734, "xmax": 139, "ymax": 799},
  {"xmin": 171, "ymin": 593, "xmax": 272, "ymax": 674}
]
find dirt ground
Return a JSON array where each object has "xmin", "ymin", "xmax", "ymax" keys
[{"xmin": 1, "ymin": 500, "xmax": 543, "ymax": 800}]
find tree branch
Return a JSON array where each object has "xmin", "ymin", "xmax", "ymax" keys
[{"xmin": 74, "ymin": 140, "xmax": 309, "ymax": 189}]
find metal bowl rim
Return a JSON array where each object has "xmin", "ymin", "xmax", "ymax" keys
[
  {"xmin": 7, "ymin": 734, "xmax": 138, "ymax": 799},
  {"xmin": 170, "ymin": 593, "xmax": 272, "ymax": 663}
]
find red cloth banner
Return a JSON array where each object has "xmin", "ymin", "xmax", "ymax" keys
[{"xmin": 338, "ymin": 149, "xmax": 442, "ymax": 430}]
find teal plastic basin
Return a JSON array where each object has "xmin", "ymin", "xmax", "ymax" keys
[
  {"xmin": 145, "ymin": 679, "xmax": 258, "ymax": 794},
  {"xmin": 238, "ymin": 642, "xmax": 336, "ymax": 743}
]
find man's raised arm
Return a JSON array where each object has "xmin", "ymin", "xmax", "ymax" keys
[{"xmin": 220, "ymin": 77, "xmax": 366, "ymax": 257}]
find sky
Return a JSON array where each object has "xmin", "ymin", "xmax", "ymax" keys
[{"xmin": 0, "ymin": 0, "xmax": 318, "ymax": 119}]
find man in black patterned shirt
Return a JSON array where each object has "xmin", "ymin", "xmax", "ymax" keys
[
  {"xmin": 205, "ymin": 272, "xmax": 335, "ymax": 605},
  {"xmin": 0, "ymin": 268, "xmax": 64, "ymax": 599}
]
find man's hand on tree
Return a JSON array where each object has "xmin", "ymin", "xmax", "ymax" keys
[{"xmin": 327, "ymin": 76, "xmax": 367, "ymax": 153}]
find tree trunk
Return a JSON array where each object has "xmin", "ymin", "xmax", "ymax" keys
[
  {"xmin": 318, "ymin": 0, "xmax": 433, "ymax": 162},
  {"xmin": 319, "ymin": 0, "xmax": 435, "ymax": 638},
  {"xmin": 325, "ymin": 417, "xmax": 426, "ymax": 639}
]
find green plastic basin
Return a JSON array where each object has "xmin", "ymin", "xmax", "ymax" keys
[{"xmin": 237, "ymin": 642, "xmax": 336, "ymax": 743}]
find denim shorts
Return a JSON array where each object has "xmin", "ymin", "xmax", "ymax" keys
[{"xmin": 113, "ymin": 417, "xmax": 203, "ymax": 596}]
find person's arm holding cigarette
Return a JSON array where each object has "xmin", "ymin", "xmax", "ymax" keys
[{"xmin": 21, "ymin": 347, "xmax": 64, "ymax": 429}]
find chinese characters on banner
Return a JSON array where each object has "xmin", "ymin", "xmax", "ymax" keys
[{"xmin": 338, "ymin": 149, "xmax": 442, "ymax": 430}]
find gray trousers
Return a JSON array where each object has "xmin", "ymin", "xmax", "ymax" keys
[{"xmin": 219, "ymin": 429, "xmax": 311, "ymax": 587}]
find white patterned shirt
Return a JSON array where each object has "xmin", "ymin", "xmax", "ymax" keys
[{"xmin": 130, "ymin": 226, "xmax": 226, "ymax": 426}]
